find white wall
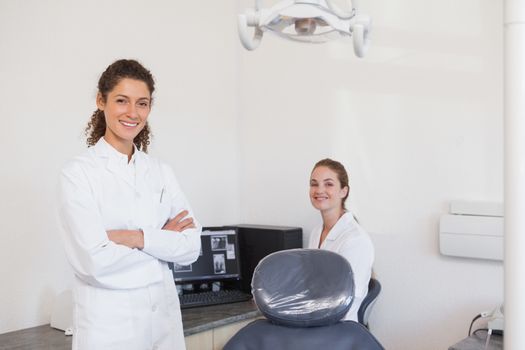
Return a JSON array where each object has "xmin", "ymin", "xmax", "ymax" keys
[
  {"xmin": 0, "ymin": 0, "xmax": 240, "ymax": 334},
  {"xmin": 237, "ymin": 0, "xmax": 503, "ymax": 349}
]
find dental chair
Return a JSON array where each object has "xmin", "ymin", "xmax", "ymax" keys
[
  {"xmin": 358, "ymin": 277, "xmax": 382, "ymax": 329},
  {"xmin": 223, "ymin": 249, "xmax": 384, "ymax": 350}
]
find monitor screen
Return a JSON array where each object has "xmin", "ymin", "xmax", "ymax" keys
[{"xmin": 168, "ymin": 227, "xmax": 241, "ymax": 284}]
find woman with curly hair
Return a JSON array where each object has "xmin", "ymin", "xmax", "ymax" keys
[{"xmin": 58, "ymin": 59, "xmax": 201, "ymax": 350}]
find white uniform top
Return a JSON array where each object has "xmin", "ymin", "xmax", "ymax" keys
[
  {"xmin": 59, "ymin": 138, "xmax": 201, "ymax": 350},
  {"xmin": 307, "ymin": 212, "xmax": 374, "ymax": 322}
]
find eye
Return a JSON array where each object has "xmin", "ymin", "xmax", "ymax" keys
[
  {"xmin": 309, "ymin": 181, "xmax": 318, "ymax": 187},
  {"xmin": 137, "ymin": 101, "xmax": 150, "ymax": 108},
  {"xmin": 116, "ymin": 98, "xmax": 127, "ymax": 104}
]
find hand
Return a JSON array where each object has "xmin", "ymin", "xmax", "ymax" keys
[
  {"xmin": 107, "ymin": 230, "xmax": 144, "ymax": 249},
  {"xmin": 163, "ymin": 210, "xmax": 196, "ymax": 232}
]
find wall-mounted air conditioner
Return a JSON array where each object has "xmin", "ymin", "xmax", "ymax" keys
[{"xmin": 439, "ymin": 201, "xmax": 503, "ymax": 261}]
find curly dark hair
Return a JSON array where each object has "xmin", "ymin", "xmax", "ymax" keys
[{"xmin": 85, "ymin": 59, "xmax": 155, "ymax": 152}]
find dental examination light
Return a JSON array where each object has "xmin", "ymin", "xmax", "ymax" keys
[{"xmin": 238, "ymin": 0, "xmax": 371, "ymax": 57}]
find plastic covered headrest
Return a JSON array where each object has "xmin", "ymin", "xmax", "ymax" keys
[{"xmin": 251, "ymin": 249, "xmax": 355, "ymax": 327}]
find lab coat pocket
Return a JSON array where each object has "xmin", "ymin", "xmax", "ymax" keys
[{"xmin": 74, "ymin": 284, "xmax": 135, "ymax": 347}]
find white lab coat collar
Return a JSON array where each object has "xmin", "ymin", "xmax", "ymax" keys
[
  {"xmin": 324, "ymin": 212, "xmax": 358, "ymax": 242},
  {"xmin": 93, "ymin": 137, "xmax": 138, "ymax": 163},
  {"xmin": 92, "ymin": 138, "xmax": 149, "ymax": 187}
]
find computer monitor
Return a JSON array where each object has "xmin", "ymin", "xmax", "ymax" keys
[{"xmin": 168, "ymin": 227, "xmax": 241, "ymax": 284}]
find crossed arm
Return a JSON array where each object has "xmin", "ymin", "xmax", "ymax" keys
[{"xmin": 107, "ymin": 210, "xmax": 196, "ymax": 249}]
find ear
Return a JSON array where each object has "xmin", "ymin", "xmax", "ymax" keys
[
  {"xmin": 96, "ymin": 92, "xmax": 105, "ymax": 111},
  {"xmin": 341, "ymin": 186, "xmax": 349, "ymax": 199}
]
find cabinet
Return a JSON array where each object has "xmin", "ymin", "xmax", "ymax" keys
[{"xmin": 0, "ymin": 302, "xmax": 260, "ymax": 350}]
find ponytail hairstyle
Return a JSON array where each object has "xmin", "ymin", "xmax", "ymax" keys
[
  {"xmin": 85, "ymin": 59, "xmax": 155, "ymax": 152},
  {"xmin": 312, "ymin": 158, "xmax": 350, "ymax": 210}
]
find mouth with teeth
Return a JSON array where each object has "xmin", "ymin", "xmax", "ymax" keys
[{"xmin": 120, "ymin": 120, "xmax": 139, "ymax": 127}]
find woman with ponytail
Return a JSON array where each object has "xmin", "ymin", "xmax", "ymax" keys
[{"xmin": 308, "ymin": 158, "xmax": 374, "ymax": 322}]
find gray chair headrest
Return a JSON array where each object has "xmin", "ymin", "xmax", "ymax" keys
[{"xmin": 251, "ymin": 248, "xmax": 355, "ymax": 327}]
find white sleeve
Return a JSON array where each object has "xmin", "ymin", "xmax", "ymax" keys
[
  {"xmin": 337, "ymin": 234, "xmax": 374, "ymax": 321},
  {"xmin": 141, "ymin": 164, "xmax": 201, "ymax": 265},
  {"xmin": 59, "ymin": 162, "xmax": 161, "ymax": 289},
  {"xmin": 339, "ymin": 235, "xmax": 374, "ymax": 301}
]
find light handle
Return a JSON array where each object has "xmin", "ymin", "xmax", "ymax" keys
[
  {"xmin": 238, "ymin": 14, "xmax": 263, "ymax": 51},
  {"xmin": 352, "ymin": 15, "xmax": 371, "ymax": 58}
]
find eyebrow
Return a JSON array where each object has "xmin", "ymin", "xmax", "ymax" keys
[
  {"xmin": 310, "ymin": 178, "xmax": 335, "ymax": 182},
  {"xmin": 115, "ymin": 94, "xmax": 150, "ymax": 101}
]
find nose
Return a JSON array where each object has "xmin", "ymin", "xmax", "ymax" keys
[
  {"xmin": 314, "ymin": 185, "xmax": 324, "ymax": 194},
  {"xmin": 126, "ymin": 103, "xmax": 139, "ymax": 120}
]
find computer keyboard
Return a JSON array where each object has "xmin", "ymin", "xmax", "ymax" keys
[{"xmin": 179, "ymin": 289, "xmax": 252, "ymax": 309}]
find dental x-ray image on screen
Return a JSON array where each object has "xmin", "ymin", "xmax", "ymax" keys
[
  {"xmin": 172, "ymin": 263, "xmax": 192, "ymax": 272},
  {"xmin": 168, "ymin": 227, "xmax": 241, "ymax": 283},
  {"xmin": 214, "ymin": 254, "xmax": 226, "ymax": 274},
  {"xmin": 211, "ymin": 235, "xmax": 227, "ymax": 251}
]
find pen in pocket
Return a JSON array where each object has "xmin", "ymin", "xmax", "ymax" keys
[{"xmin": 160, "ymin": 188, "xmax": 164, "ymax": 203}]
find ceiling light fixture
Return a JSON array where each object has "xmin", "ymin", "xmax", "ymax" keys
[{"xmin": 238, "ymin": 0, "xmax": 371, "ymax": 57}]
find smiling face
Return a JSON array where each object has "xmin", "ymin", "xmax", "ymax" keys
[
  {"xmin": 97, "ymin": 78, "xmax": 151, "ymax": 155},
  {"xmin": 309, "ymin": 166, "xmax": 349, "ymax": 214}
]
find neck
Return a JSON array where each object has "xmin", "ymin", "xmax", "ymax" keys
[
  {"xmin": 321, "ymin": 207, "xmax": 345, "ymax": 232},
  {"xmin": 103, "ymin": 135, "xmax": 134, "ymax": 161}
]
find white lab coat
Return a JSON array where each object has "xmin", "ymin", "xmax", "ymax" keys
[
  {"xmin": 59, "ymin": 138, "xmax": 201, "ymax": 350},
  {"xmin": 307, "ymin": 212, "xmax": 374, "ymax": 322}
]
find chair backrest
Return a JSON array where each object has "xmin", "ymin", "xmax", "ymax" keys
[
  {"xmin": 251, "ymin": 248, "xmax": 355, "ymax": 327},
  {"xmin": 358, "ymin": 278, "xmax": 382, "ymax": 328},
  {"xmin": 224, "ymin": 249, "xmax": 384, "ymax": 350}
]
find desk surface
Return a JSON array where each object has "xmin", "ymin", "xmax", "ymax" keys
[
  {"xmin": 0, "ymin": 301, "xmax": 259, "ymax": 350},
  {"xmin": 449, "ymin": 330, "xmax": 503, "ymax": 350},
  {"xmin": 182, "ymin": 300, "xmax": 259, "ymax": 336}
]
